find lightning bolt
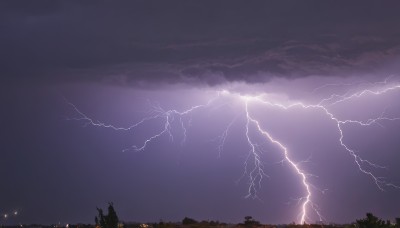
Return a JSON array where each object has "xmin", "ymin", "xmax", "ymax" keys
[
  {"xmin": 66, "ymin": 96, "xmax": 218, "ymax": 152},
  {"xmin": 67, "ymin": 80, "xmax": 400, "ymax": 224},
  {"xmin": 244, "ymin": 100, "xmax": 312, "ymax": 223}
]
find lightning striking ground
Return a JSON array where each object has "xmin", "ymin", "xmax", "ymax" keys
[{"xmin": 67, "ymin": 80, "xmax": 400, "ymax": 224}]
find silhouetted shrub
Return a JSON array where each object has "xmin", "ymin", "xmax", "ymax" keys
[
  {"xmin": 182, "ymin": 217, "xmax": 198, "ymax": 225},
  {"xmin": 356, "ymin": 213, "xmax": 387, "ymax": 228}
]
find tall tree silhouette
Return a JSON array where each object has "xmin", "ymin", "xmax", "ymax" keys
[
  {"xmin": 95, "ymin": 202, "xmax": 119, "ymax": 228},
  {"xmin": 395, "ymin": 218, "xmax": 400, "ymax": 228}
]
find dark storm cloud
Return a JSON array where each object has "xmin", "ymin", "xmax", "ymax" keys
[{"xmin": 1, "ymin": 1, "xmax": 400, "ymax": 86}]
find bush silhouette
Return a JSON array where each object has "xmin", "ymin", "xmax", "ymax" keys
[
  {"xmin": 243, "ymin": 216, "xmax": 260, "ymax": 227},
  {"xmin": 356, "ymin": 213, "xmax": 388, "ymax": 228},
  {"xmin": 182, "ymin": 217, "xmax": 198, "ymax": 225}
]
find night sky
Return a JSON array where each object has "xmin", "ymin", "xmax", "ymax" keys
[{"xmin": 1, "ymin": 1, "xmax": 400, "ymax": 225}]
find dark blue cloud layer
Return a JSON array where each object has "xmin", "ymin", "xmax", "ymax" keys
[{"xmin": 1, "ymin": 1, "xmax": 400, "ymax": 86}]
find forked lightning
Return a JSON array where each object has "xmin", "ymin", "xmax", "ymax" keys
[{"xmin": 67, "ymin": 80, "xmax": 400, "ymax": 224}]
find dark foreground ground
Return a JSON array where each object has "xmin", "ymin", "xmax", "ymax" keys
[
  {"xmin": 2, "ymin": 212, "xmax": 399, "ymax": 228},
  {"xmin": 0, "ymin": 224, "xmax": 370, "ymax": 228}
]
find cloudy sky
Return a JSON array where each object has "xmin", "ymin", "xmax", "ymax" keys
[{"xmin": 1, "ymin": 1, "xmax": 400, "ymax": 225}]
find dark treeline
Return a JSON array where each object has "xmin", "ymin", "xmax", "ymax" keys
[
  {"xmin": 2, "ymin": 205, "xmax": 400, "ymax": 228},
  {"xmin": 112, "ymin": 212, "xmax": 400, "ymax": 228},
  {"xmin": 110, "ymin": 204, "xmax": 400, "ymax": 228}
]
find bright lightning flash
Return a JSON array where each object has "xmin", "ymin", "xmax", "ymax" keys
[{"xmin": 67, "ymin": 80, "xmax": 400, "ymax": 224}]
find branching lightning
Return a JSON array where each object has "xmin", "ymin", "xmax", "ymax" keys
[{"xmin": 67, "ymin": 79, "xmax": 400, "ymax": 224}]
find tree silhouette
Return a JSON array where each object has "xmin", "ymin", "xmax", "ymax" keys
[
  {"xmin": 243, "ymin": 216, "xmax": 260, "ymax": 227},
  {"xmin": 95, "ymin": 202, "xmax": 119, "ymax": 228},
  {"xmin": 356, "ymin": 213, "xmax": 387, "ymax": 228},
  {"xmin": 182, "ymin": 217, "xmax": 198, "ymax": 225},
  {"xmin": 396, "ymin": 218, "xmax": 400, "ymax": 228}
]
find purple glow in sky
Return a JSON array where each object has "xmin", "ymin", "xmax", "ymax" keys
[
  {"xmin": 66, "ymin": 78, "xmax": 400, "ymax": 224},
  {"xmin": 1, "ymin": 1, "xmax": 400, "ymax": 225}
]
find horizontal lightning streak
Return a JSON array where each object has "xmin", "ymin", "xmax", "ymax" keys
[{"xmin": 67, "ymin": 96, "xmax": 219, "ymax": 152}]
